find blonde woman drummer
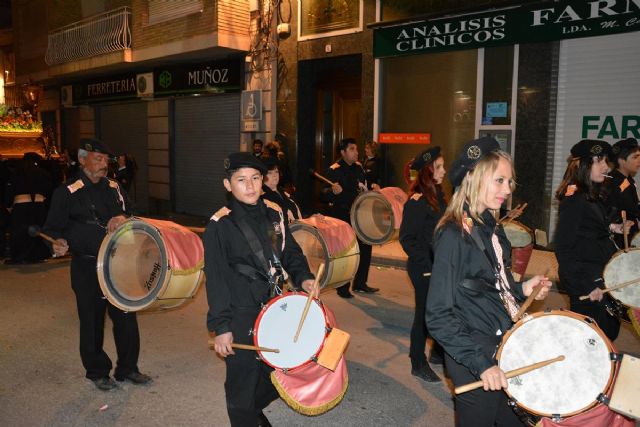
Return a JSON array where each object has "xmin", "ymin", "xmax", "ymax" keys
[{"xmin": 426, "ymin": 137, "xmax": 550, "ymax": 427}]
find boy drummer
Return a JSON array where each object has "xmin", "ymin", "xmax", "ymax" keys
[{"xmin": 204, "ymin": 152, "xmax": 316, "ymax": 426}]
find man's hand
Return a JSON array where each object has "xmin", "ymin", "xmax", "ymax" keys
[
  {"xmin": 52, "ymin": 238, "xmax": 69, "ymax": 257},
  {"xmin": 480, "ymin": 365, "xmax": 509, "ymax": 391},
  {"xmin": 301, "ymin": 278, "xmax": 319, "ymax": 298},
  {"xmin": 371, "ymin": 183, "xmax": 381, "ymax": 191},
  {"xmin": 522, "ymin": 275, "xmax": 552, "ymax": 300},
  {"xmin": 331, "ymin": 183, "xmax": 343, "ymax": 195},
  {"xmin": 589, "ymin": 287, "xmax": 604, "ymax": 302},
  {"xmin": 213, "ymin": 332, "xmax": 235, "ymax": 358},
  {"xmin": 107, "ymin": 215, "xmax": 128, "ymax": 233}
]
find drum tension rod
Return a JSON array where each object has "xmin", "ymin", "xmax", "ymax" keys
[
  {"xmin": 597, "ymin": 393, "xmax": 611, "ymax": 405},
  {"xmin": 609, "ymin": 352, "xmax": 622, "ymax": 361}
]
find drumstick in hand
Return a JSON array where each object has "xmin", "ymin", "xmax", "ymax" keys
[
  {"xmin": 27, "ymin": 225, "xmax": 57, "ymax": 245},
  {"xmin": 293, "ymin": 263, "xmax": 325, "ymax": 343},
  {"xmin": 309, "ymin": 169, "xmax": 336, "ymax": 186},
  {"xmin": 455, "ymin": 355, "xmax": 565, "ymax": 394},
  {"xmin": 579, "ymin": 277, "xmax": 640, "ymax": 300},
  {"xmin": 499, "ymin": 203, "xmax": 528, "ymax": 225},
  {"xmin": 622, "ymin": 210, "xmax": 629, "ymax": 252},
  {"xmin": 207, "ymin": 340, "xmax": 280, "ymax": 353},
  {"xmin": 515, "ymin": 268, "xmax": 550, "ymax": 320}
]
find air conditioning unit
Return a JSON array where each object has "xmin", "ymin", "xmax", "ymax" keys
[
  {"xmin": 136, "ymin": 73, "xmax": 154, "ymax": 98},
  {"xmin": 61, "ymin": 85, "xmax": 73, "ymax": 108}
]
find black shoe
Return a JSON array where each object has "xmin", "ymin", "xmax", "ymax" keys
[
  {"xmin": 353, "ymin": 285, "xmax": 379, "ymax": 294},
  {"xmin": 115, "ymin": 371, "xmax": 153, "ymax": 385},
  {"xmin": 337, "ymin": 290, "xmax": 354, "ymax": 299},
  {"xmin": 429, "ymin": 351, "xmax": 444, "ymax": 365},
  {"xmin": 92, "ymin": 377, "xmax": 118, "ymax": 391},
  {"xmin": 257, "ymin": 412, "xmax": 272, "ymax": 427},
  {"xmin": 411, "ymin": 364, "xmax": 441, "ymax": 383}
]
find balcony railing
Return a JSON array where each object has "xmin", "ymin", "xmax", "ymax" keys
[{"xmin": 45, "ymin": 7, "xmax": 131, "ymax": 66}]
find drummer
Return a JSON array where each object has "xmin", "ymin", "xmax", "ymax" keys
[
  {"xmin": 261, "ymin": 156, "xmax": 301, "ymax": 223},
  {"xmin": 204, "ymin": 152, "xmax": 316, "ymax": 427},
  {"xmin": 399, "ymin": 146, "xmax": 446, "ymax": 383},
  {"xmin": 554, "ymin": 139, "xmax": 629, "ymax": 341},
  {"xmin": 426, "ymin": 137, "xmax": 551, "ymax": 427},
  {"xmin": 323, "ymin": 138, "xmax": 379, "ymax": 298},
  {"xmin": 43, "ymin": 138, "xmax": 152, "ymax": 390},
  {"xmin": 606, "ymin": 137, "xmax": 640, "ymax": 249}
]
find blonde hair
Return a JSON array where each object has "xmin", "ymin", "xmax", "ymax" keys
[{"xmin": 436, "ymin": 150, "xmax": 515, "ymax": 230}]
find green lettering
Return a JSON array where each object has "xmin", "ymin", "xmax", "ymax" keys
[
  {"xmin": 621, "ymin": 115, "xmax": 640, "ymax": 138},
  {"xmin": 598, "ymin": 116, "xmax": 619, "ymax": 139},
  {"xmin": 582, "ymin": 116, "xmax": 600, "ymax": 138}
]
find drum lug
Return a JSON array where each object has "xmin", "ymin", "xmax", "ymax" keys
[
  {"xmin": 311, "ymin": 356, "xmax": 318, "ymax": 363},
  {"xmin": 610, "ymin": 352, "xmax": 622, "ymax": 362},
  {"xmin": 325, "ymin": 326, "xmax": 333, "ymax": 334},
  {"xmin": 551, "ymin": 414, "xmax": 562, "ymax": 423},
  {"xmin": 248, "ymin": 328, "xmax": 255, "ymax": 336},
  {"xmin": 597, "ymin": 393, "xmax": 611, "ymax": 405}
]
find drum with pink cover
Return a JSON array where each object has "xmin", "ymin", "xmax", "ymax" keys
[
  {"xmin": 502, "ymin": 220, "xmax": 534, "ymax": 278},
  {"xmin": 290, "ymin": 215, "xmax": 360, "ymax": 291},
  {"xmin": 350, "ymin": 187, "xmax": 408, "ymax": 245},
  {"xmin": 97, "ymin": 217, "xmax": 204, "ymax": 312}
]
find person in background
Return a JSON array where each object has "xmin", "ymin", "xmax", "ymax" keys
[
  {"xmin": 252, "ymin": 139, "xmax": 264, "ymax": 158},
  {"xmin": 114, "ymin": 153, "xmax": 136, "ymax": 194},
  {"xmin": 261, "ymin": 156, "xmax": 301, "ymax": 223},
  {"xmin": 0, "ymin": 154, "xmax": 10, "ymax": 258},
  {"xmin": 363, "ymin": 141, "xmax": 382, "ymax": 190},
  {"xmin": 400, "ymin": 146, "xmax": 446, "ymax": 383},
  {"xmin": 323, "ymin": 138, "xmax": 379, "ymax": 298},
  {"xmin": 426, "ymin": 137, "xmax": 550, "ymax": 427},
  {"xmin": 555, "ymin": 139, "xmax": 627, "ymax": 342},
  {"xmin": 606, "ymin": 137, "xmax": 640, "ymax": 249}
]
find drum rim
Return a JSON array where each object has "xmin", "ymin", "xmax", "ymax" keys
[
  {"xmin": 350, "ymin": 191, "xmax": 396, "ymax": 245},
  {"xmin": 253, "ymin": 292, "xmax": 329, "ymax": 371},
  {"xmin": 603, "ymin": 248, "xmax": 640, "ymax": 309},
  {"xmin": 97, "ymin": 219, "xmax": 170, "ymax": 311},
  {"xmin": 496, "ymin": 309, "xmax": 615, "ymax": 418},
  {"xmin": 290, "ymin": 222, "xmax": 334, "ymax": 290}
]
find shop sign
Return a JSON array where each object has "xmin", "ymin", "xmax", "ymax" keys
[
  {"xmin": 581, "ymin": 115, "xmax": 640, "ymax": 139},
  {"xmin": 374, "ymin": 0, "xmax": 640, "ymax": 58},
  {"xmin": 73, "ymin": 73, "xmax": 138, "ymax": 103},
  {"xmin": 154, "ymin": 59, "xmax": 243, "ymax": 95},
  {"xmin": 379, "ymin": 133, "xmax": 431, "ymax": 144}
]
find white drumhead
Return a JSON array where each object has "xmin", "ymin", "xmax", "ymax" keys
[
  {"xmin": 603, "ymin": 249, "xmax": 640, "ymax": 308},
  {"xmin": 498, "ymin": 312, "xmax": 613, "ymax": 417},
  {"xmin": 255, "ymin": 294, "xmax": 327, "ymax": 370},
  {"xmin": 503, "ymin": 222, "xmax": 533, "ymax": 248}
]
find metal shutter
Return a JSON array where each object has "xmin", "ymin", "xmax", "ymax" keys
[
  {"xmin": 99, "ymin": 102, "xmax": 149, "ymax": 213},
  {"xmin": 174, "ymin": 94, "xmax": 240, "ymax": 216},
  {"xmin": 549, "ymin": 32, "xmax": 640, "ymax": 239}
]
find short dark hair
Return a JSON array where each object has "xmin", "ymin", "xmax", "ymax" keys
[
  {"xmin": 339, "ymin": 138, "xmax": 356, "ymax": 152},
  {"xmin": 253, "ymin": 139, "xmax": 263, "ymax": 147}
]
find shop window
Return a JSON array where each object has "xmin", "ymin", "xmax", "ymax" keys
[
  {"xmin": 298, "ymin": 0, "xmax": 362, "ymax": 41},
  {"xmin": 380, "ymin": 49, "xmax": 477, "ymax": 189},
  {"xmin": 147, "ymin": 0, "xmax": 203, "ymax": 26},
  {"xmin": 482, "ymin": 45, "xmax": 514, "ymax": 126}
]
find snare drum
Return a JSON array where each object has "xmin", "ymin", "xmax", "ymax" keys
[
  {"xmin": 497, "ymin": 310, "xmax": 615, "ymax": 420},
  {"xmin": 603, "ymin": 248, "xmax": 640, "ymax": 312},
  {"xmin": 290, "ymin": 215, "xmax": 359, "ymax": 291},
  {"xmin": 502, "ymin": 221, "xmax": 534, "ymax": 278},
  {"xmin": 97, "ymin": 218, "xmax": 204, "ymax": 312},
  {"xmin": 350, "ymin": 187, "xmax": 408, "ymax": 245}
]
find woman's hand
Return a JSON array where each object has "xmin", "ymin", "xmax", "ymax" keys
[
  {"xmin": 522, "ymin": 275, "xmax": 552, "ymax": 300},
  {"xmin": 610, "ymin": 220, "xmax": 634, "ymax": 234},
  {"xmin": 301, "ymin": 279, "xmax": 319, "ymax": 297},
  {"xmin": 480, "ymin": 366, "xmax": 509, "ymax": 391}
]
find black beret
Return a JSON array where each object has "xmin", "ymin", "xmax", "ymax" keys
[
  {"xmin": 79, "ymin": 138, "xmax": 114, "ymax": 156},
  {"xmin": 570, "ymin": 139, "xmax": 610, "ymax": 160},
  {"xmin": 449, "ymin": 137, "xmax": 501, "ymax": 188},
  {"xmin": 410, "ymin": 146, "xmax": 441, "ymax": 171},
  {"xmin": 224, "ymin": 152, "xmax": 267, "ymax": 174},
  {"xmin": 609, "ymin": 138, "xmax": 639, "ymax": 162}
]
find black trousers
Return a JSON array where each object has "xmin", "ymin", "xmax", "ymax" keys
[
  {"xmin": 224, "ymin": 308, "xmax": 279, "ymax": 426},
  {"xmin": 445, "ymin": 352, "xmax": 524, "ymax": 427},
  {"xmin": 570, "ymin": 298, "xmax": 620, "ymax": 342},
  {"xmin": 337, "ymin": 237, "xmax": 372, "ymax": 293},
  {"xmin": 407, "ymin": 264, "xmax": 442, "ymax": 363},
  {"xmin": 71, "ymin": 256, "xmax": 140, "ymax": 380},
  {"xmin": 9, "ymin": 202, "xmax": 50, "ymax": 262}
]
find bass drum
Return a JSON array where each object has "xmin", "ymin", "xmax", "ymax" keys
[
  {"xmin": 290, "ymin": 215, "xmax": 359, "ymax": 291},
  {"xmin": 497, "ymin": 310, "xmax": 615, "ymax": 422},
  {"xmin": 502, "ymin": 220, "xmax": 534, "ymax": 279},
  {"xmin": 350, "ymin": 187, "xmax": 408, "ymax": 245},
  {"xmin": 97, "ymin": 217, "xmax": 204, "ymax": 312}
]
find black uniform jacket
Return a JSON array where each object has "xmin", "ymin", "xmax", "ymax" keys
[
  {"xmin": 203, "ymin": 196, "xmax": 314, "ymax": 335},
  {"xmin": 261, "ymin": 185, "xmax": 301, "ymax": 222},
  {"xmin": 399, "ymin": 191, "xmax": 446, "ymax": 272},
  {"xmin": 323, "ymin": 159, "xmax": 366, "ymax": 221},
  {"xmin": 426, "ymin": 209, "xmax": 525, "ymax": 377},
  {"xmin": 43, "ymin": 171, "xmax": 130, "ymax": 257},
  {"xmin": 606, "ymin": 169, "xmax": 640, "ymax": 237},
  {"xmin": 554, "ymin": 190, "xmax": 617, "ymax": 297}
]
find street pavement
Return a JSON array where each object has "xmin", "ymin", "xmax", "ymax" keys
[{"xmin": 1, "ymin": 252, "xmax": 639, "ymax": 427}]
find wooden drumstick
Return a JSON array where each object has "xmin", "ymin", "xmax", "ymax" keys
[
  {"xmin": 622, "ymin": 210, "xmax": 629, "ymax": 252},
  {"xmin": 309, "ymin": 169, "xmax": 336, "ymax": 186},
  {"xmin": 579, "ymin": 277, "xmax": 640, "ymax": 300},
  {"xmin": 27, "ymin": 225, "xmax": 57, "ymax": 245},
  {"xmin": 293, "ymin": 263, "xmax": 325, "ymax": 343},
  {"xmin": 207, "ymin": 340, "xmax": 280, "ymax": 353},
  {"xmin": 515, "ymin": 284, "xmax": 543, "ymax": 320},
  {"xmin": 454, "ymin": 355, "xmax": 565, "ymax": 394},
  {"xmin": 499, "ymin": 203, "xmax": 528, "ymax": 225}
]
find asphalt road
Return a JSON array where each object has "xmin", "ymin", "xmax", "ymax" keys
[{"xmin": 1, "ymin": 258, "xmax": 639, "ymax": 427}]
